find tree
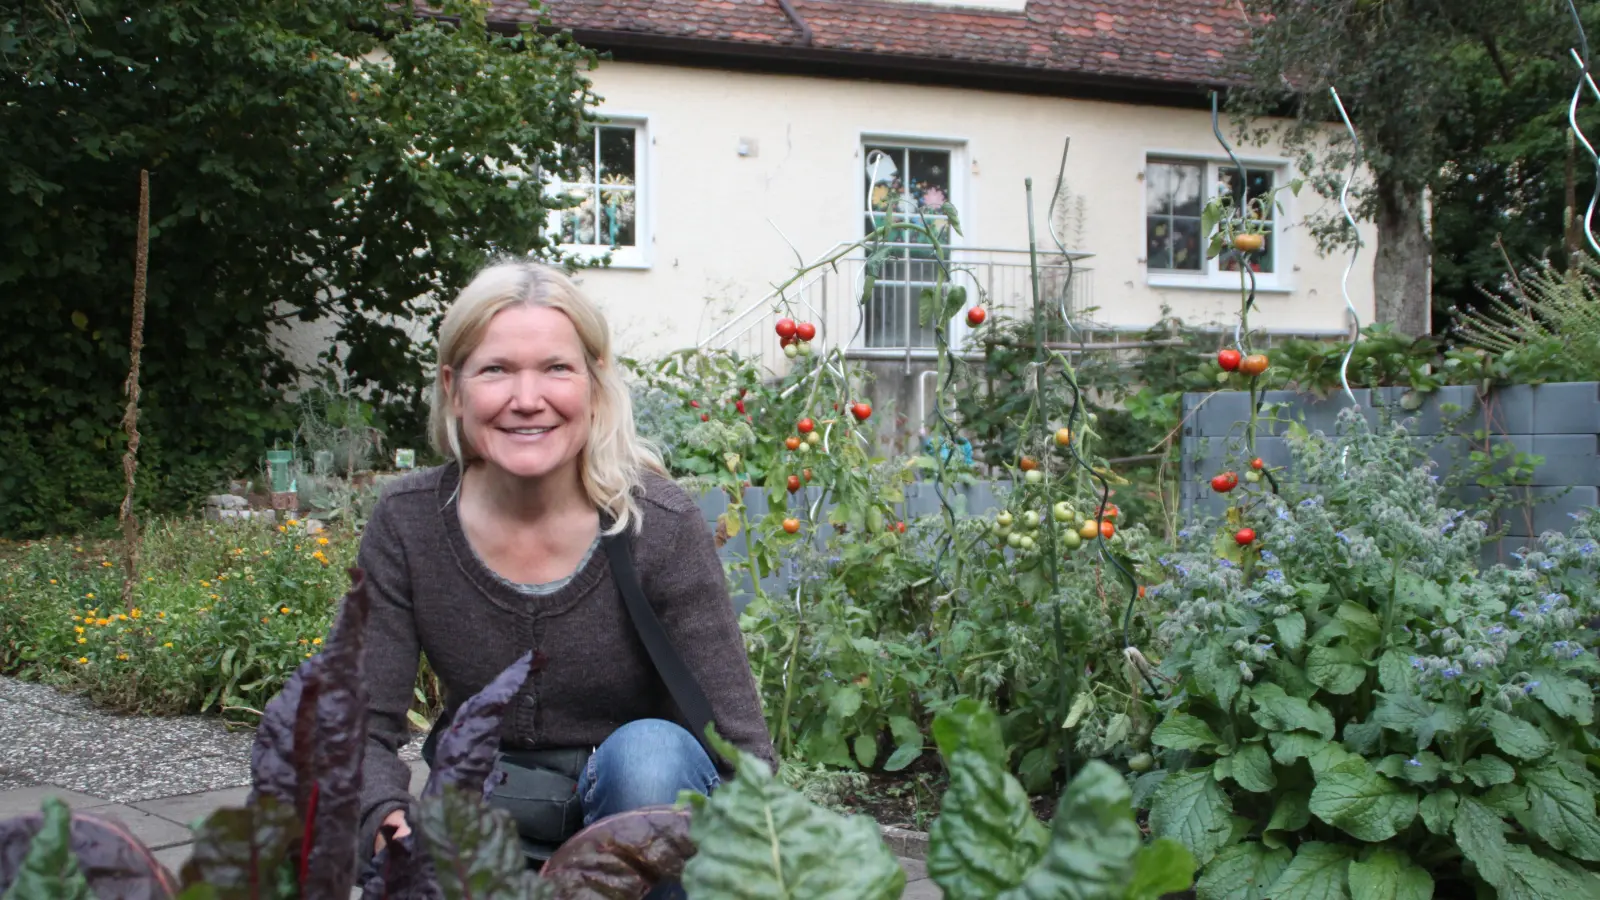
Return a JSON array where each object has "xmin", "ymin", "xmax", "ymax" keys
[
  {"xmin": 1233, "ymin": 0, "xmax": 1596, "ymax": 338},
  {"xmin": 0, "ymin": 0, "xmax": 597, "ymax": 536}
]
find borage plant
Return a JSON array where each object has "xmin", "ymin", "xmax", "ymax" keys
[{"xmin": 1142, "ymin": 410, "xmax": 1600, "ymax": 899}]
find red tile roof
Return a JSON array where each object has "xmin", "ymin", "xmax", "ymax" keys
[{"xmin": 488, "ymin": 0, "xmax": 1254, "ymax": 91}]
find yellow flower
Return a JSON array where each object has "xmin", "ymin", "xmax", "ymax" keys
[
  {"xmin": 287, "ymin": 518, "xmax": 299, "ymax": 527},
  {"xmin": 49, "ymin": 578, "xmax": 57, "ymax": 585},
  {"xmin": 116, "ymin": 653, "xmax": 129, "ymax": 661},
  {"xmin": 101, "ymin": 560, "xmax": 112, "ymax": 568},
  {"xmin": 163, "ymin": 642, "xmax": 173, "ymax": 649},
  {"xmin": 71, "ymin": 615, "xmax": 80, "ymax": 621},
  {"xmin": 294, "ymin": 544, "xmax": 301, "ymax": 551},
  {"xmin": 146, "ymin": 576, "xmax": 154, "ymax": 582},
  {"xmin": 200, "ymin": 580, "xmax": 210, "ymax": 588},
  {"xmin": 277, "ymin": 526, "xmax": 287, "ymax": 533},
  {"xmin": 312, "ymin": 637, "xmax": 322, "ymax": 645},
  {"xmin": 157, "ymin": 611, "xmax": 165, "ymax": 619},
  {"xmin": 76, "ymin": 637, "xmax": 86, "ymax": 644},
  {"xmin": 74, "ymin": 546, "xmax": 83, "ymax": 553},
  {"xmin": 117, "ymin": 614, "xmax": 128, "ymax": 621},
  {"xmin": 129, "ymin": 608, "xmax": 141, "ymax": 619},
  {"xmin": 97, "ymin": 618, "xmax": 110, "ymax": 627},
  {"xmin": 77, "ymin": 657, "xmax": 88, "ymax": 664},
  {"xmin": 74, "ymin": 626, "xmax": 83, "ymax": 634},
  {"xmin": 260, "ymin": 617, "xmax": 269, "ymax": 624},
  {"xmin": 316, "ymin": 537, "xmax": 329, "ymax": 546},
  {"xmin": 299, "ymin": 638, "xmax": 308, "ymax": 645},
  {"xmin": 279, "ymin": 606, "xmax": 291, "ymax": 615},
  {"xmin": 87, "ymin": 608, "xmax": 97, "ymax": 616},
  {"xmin": 85, "ymin": 593, "xmax": 95, "ymax": 600},
  {"xmin": 305, "ymin": 652, "xmax": 313, "ymax": 658},
  {"xmin": 210, "ymin": 593, "xmax": 219, "ymax": 600}
]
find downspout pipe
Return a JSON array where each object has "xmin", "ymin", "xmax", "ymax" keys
[{"xmin": 775, "ymin": 0, "xmax": 814, "ymax": 46}]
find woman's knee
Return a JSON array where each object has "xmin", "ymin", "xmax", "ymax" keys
[{"xmin": 583, "ymin": 719, "xmax": 718, "ymax": 819}]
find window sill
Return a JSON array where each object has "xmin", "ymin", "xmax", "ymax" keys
[
  {"xmin": 562, "ymin": 247, "xmax": 651, "ymax": 271},
  {"xmin": 1146, "ymin": 274, "xmax": 1293, "ymax": 294}
]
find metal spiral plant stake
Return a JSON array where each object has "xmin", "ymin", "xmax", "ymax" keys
[
  {"xmin": 1568, "ymin": 0, "xmax": 1600, "ymax": 257},
  {"xmin": 1330, "ymin": 86, "xmax": 1366, "ymax": 408},
  {"xmin": 1046, "ymin": 138, "xmax": 1079, "ymax": 337}
]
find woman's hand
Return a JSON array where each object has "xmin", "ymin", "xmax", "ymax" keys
[{"xmin": 375, "ymin": 808, "xmax": 411, "ymax": 853}]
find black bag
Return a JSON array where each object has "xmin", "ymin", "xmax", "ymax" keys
[{"xmin": 420, "ymin": 531, "xmax": 719, "ymax": 863}]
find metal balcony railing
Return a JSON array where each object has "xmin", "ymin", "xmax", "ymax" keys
[{"xmin": 698, "ymin": 244, "xmax": 1095, "ymax": 374}]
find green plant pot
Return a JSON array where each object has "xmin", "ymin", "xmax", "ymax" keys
[{"xmin": 266, "ymin": 450, "xmax": 295, "ymax": 493}]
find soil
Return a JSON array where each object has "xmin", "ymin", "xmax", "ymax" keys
[{"xmin": 822, "ymin": 761, "xmax": 1055, "ymax": 834}]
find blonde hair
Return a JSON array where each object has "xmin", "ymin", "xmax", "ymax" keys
[{"xmin": 428, "ymin": 260, "xmax": 664, "ymax": 534}]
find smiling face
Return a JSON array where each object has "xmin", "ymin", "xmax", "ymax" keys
[{"xmin": 444, "ymin": 304, "xmax": 592, "ymax": 483}]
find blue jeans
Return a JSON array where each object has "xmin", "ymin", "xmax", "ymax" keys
[{"xmin": 577, "ymin": 719, "xmax": 720, "ymax": 900}]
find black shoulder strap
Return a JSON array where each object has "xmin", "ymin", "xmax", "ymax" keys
[{"xmin": 602, "ymin": 532, "xmax": 724, "ymax": 766}]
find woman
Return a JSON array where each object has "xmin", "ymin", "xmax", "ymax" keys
[{"xmin": 353, "ymin": 260, "xmax": 774, "ymax": 876}]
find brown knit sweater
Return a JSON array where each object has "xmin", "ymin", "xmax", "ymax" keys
[{"xmin": 354, "ymin": 463, "xmax": 774, "ymax": 853}]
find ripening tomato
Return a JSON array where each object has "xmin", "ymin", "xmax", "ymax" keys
[
  {"xmin": 1100, "ymin": 520, "xmax": 1115, "ymax": 540},
  {"xmin": 1240, "ymin": 354, "xmax": 1270, "ymax": 377},
  {"xmin": 787, "ymin": 475, "xmax": 801, "ymax": 493},
  {"xmin": 775, "ymin": 318, "xmax": 797, "ymax": 340},
  {"xmin": 796, "ymin": 322, "xmax": 817, "ymax": 341},
  {"xmin": 1055, "ymin": 427, "xmax": 1072, "ymax": 447},
  {"xmin": 1251, "ymin": 457, "xmax": 1265, "ymax": 470},
  {"xmin": 850, "ymin": 402, "xmax": 872, "ymax": 422},
  {"xmin": 1218, "ymin": 349, "xmax": 1243, "ymax": 372},
  {"xmin": 797, "ymin": 417, "xmax": 815, "ymax": 434},
  {"xmin": 1233, "ymin": 232, "xmax": 1265, "ymax": 253},
  {"xmin": 802, "ymin": 468, "xmax": 813, "ymax": 482},
  {"xmin": 735, "ymin": 400, "xmax": 746, "ymax": 414},
  {"xmin": 1235, "ymin": 528, "xmax": 1257, "ymax": 545},
  {"xmin": 785, "ymin": 436, "xmax": 801, "ymax": 451},
  {"xmin": 967, "ymin": 305, "xmax": 987, "ymax": 327},
  {"xmin": 1019, "ymin": 456, "xmax": 1039, "ymax": 472},
  {"xmin": 701, "ymin": 413, "xmax": 709, "ymax": 422},
  {"xmin": 782, "ymin": 518, "xmax": 801, "ymax": 534},
  {"xmin": 1079, "ymin": 520, "xmax": 1099, "ymax": 541},
  {"xmin": 896, "ymin": 521, "xmax": 907, "ymax": 533}
]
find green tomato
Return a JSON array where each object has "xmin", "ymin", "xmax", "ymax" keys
[
  {"xmin": 1217, "ymin": 372, "xmax": 1231, "ymax": 385},
  {"xmin": 1022, "ymin": 510, "xmax": 1041, "ymax": 529},
  {"xmin": 796, "ymin": 341, "xmax": 812, "ymax": 357},
  {"xmin": 806, "ymin": 431, "xmax": 821, "ymax": 446},
  {"xmin": 797, "ymin": 442, "xmax": 811, "ymax": 455},
  {"xmin": 1053, "ymin": 502, "xmax": 1074, "ymax": 523},
  {"xmin": 1007, "ymin": 532, "xmax": 1024, "ymax": 549},
  {"xmin": 1024, "ymin": 469, "xmax": 1044, "ymax": 485},
  {"xmin": 996, "ymin": 525, "xmax": 1012, "ymax": 539},
  {"xmin": 1062, "ymin": 530, "xmax": 1082, "ymax": 550},
  {"xmin": 1128, "ymin": 753, "xmax": 1154, "ymax": 773},
  {"xmin": 995, "ymin": 511, "xmax": 1014, "ymax": 528},
  {"xmin": 1244, "ymin": 470, "xmax": 1262, "ymax": 483},
  {"xmin": 1019, "ymin": 535, "xmax": 1036, "ymax": 551},
  {"xmin": 783, "ymin": 343, "xmax": 799, "ymax": 359}
]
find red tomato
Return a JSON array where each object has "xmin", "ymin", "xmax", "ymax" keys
[
  {"xmin": 1100, "ymin": 520, "xmax": 1116, "ymax": 539},
  {"xmin": 775, "ymin": 318, "xmax": 797, "ymax": 340},
  {"xmin": 797, "ymin": 417, "xmax": 815, "ymax": 434},
  {"xmin": 851, "ymin": 402, "xmax": 872, "ymax": 422},
  {"xmin": 1251, "ymin": 457, "xmax": 1265, "ymax": 470},
  {"xmin": 782, "ymin": 518, "xmax": 801, "ymax": 534},
  {"xmin": 700, "ymin": 413, "xmax": 709, "ymax": 422},
  {"xmin": 787, "ymin": 475, "xmax": 801, "ymax": 493},
  {"xmin": 1211, "ymin": 472, "xmax": 1238, "ymax": 493},
  {"xmin": 796, "ymin": 322, "xmax": 817, "ymax": 341},
  {"xmin": 785, "ymin": 437, "xmax": 801, "ymax": 451},
  {"xmin": 1235, "ymin": 528, "xmax": 1257, "ymax": 546},
  {"xmin": 1218, "ymin": 349, "xmax": 1242, "ymax": 372},
  {"xmin": 967, "ymin": 306, "xmax": 987, "ymax": 326}
]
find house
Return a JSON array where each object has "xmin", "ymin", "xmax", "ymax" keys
[{"xmin": 488, "ymin": 0, "xmax": 1378, "ymax": 424}]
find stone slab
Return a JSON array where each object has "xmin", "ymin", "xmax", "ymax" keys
[
  {"xmin": 81, "ymin": 802, "xmax": 196, "ymax": 850},
  {"xmin": 151, "ymin": 843, "xmax": 191, "ymax": 879},
  {"xmin": 131, "ymin": 786, "xmax": 253, "ymax": 830},
  {"xmin": 0, "ymin": 785, "xmax": 111, "ymax": 820}
]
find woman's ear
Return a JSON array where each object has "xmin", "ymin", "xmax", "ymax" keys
[{"xmin": 440, "ymin": 365, "xmax": 459, "ymax": 414}]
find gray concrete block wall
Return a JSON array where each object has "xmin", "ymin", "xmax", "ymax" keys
[{"xmin": 1180, "ymin": 383, "xmax": 1600, "ymax": 565}]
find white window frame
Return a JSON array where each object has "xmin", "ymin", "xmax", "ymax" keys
[
  {"xmin": 855, "ymin": 133, "xmax": 975, "ymax": 351},
  {"xmin": 547, "ymin": 115, "xmax": 652, "ymax": 269},
  {"xmin": 1142, "ymin": 152, "xmax": 1295, "ymax": 294}
]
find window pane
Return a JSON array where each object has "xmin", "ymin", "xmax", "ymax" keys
[
  {"xmin": 1147, "ymin": 164, "xmax": 1173, "ymax": 215},
  {"xmin": 1171, "ymin": 164, "xmax": 1203, "ymax": 216},
  {"xmin": 1220, "ymin": 167, "xmax": 1274, "ymax": 219},
  {"xmin": 1146, "ymin": 216, "xmax": 1173, "ymax": 269},
  {"xmin": 908, "ymin": 149, "xmax": 951, "ymax": 212},
  {"xmin": 865, "ymin": 145, "xmax": 904, "ymax": 213},
  {"xmin": 562, "ymin": 189, "xmax": 597, "ymax": 245},
  {"xmin": 598, "ymin": 126, "xmax": 635, "ymax": 182},
  {"xmin": 1170, "ymin": 217, "xmax": 1202, "ymax": 270},
  {"xmin": 598, "ymin": 187, "xmax": 635, "ymax": 248}
]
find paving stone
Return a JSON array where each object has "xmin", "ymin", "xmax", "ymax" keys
[
  {"xmin": 151, "ymin": 843, "xmax": 192, "ymax": 878},
  {"xmin": 901, "ymin": 872, "xmax": 944, "ymax": 900},
  {"xmin": 84, "ymin": 802, "xmax": 197, "ymax": 850},
  {"xmin": 42, "ymin": 753, "xmax": 254, "ymax": 803},
  {"xmin": 409, "ymin": 758, "xmax": 430, "ymax": 795},
  {"xmin": 899, "ymin": 857, "xmax": 928, "ymax": 881},
  {"xmin": 132, "ymin": 786, "xmax": 253, "ymax": 830},
  {"xmin": 0, "ymin": 785, "xmax": 111, "ymax": 819}
]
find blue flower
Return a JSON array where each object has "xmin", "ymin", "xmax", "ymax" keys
[
  {"xmin": 1406, "ymin": 757, "xmax": 1422, "ymax": 767},
  {"xmin": 1277, "ymin": 508, "xmax": 1291, "ymax": 521},
  {"xmin": 1266, "ymin": 569, "xmax": 1286, "ymax": 583},
  {"xmin": 1336, "ymin": 531, "xmax": 1351, "ymax": 544},
  {"xmin": 1582, "ymin": 542, "xmax": 1598, "ymax": 556},
  {"xmin": 1488, "ymin": 626, "xmax": 1504, "ymax": 636},
  {"xmin": 1524, "ymin": 681, "xmax": 1540, "ymax": 694},
  {"xmin": 1411, "ymin": 656, "xmax": 1424, "ymax": 669},
  {"xmin": 1218, "ymin": 559, "xmax": 1235, "ymax": 569},
  {"xmin": 1441, "ymin": 666, "xmax": 1462, "ymax": 679},
  {"xmin": 1511, "ymin": 552, "xmax": 1525, "ymax": 562},
  {"xmin": 1261, "ymin": 550, "xmax": 1277, "ymax": 563},
  {"xmin": 1540, "ymin": 559, "xmax": 1556, "ymax": 570},
  {"xmin": 1511, "ymin": 609, "xmax": 1525, "ymax": 619}
]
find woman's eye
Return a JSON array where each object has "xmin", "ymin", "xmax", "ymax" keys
[
  {"xmin": 550, "ymin": 363, "xmax": 571, "ymax": 373},
  {"xmin": 480, "ymin": 365, "xmax": 504, "ymax": 375}
]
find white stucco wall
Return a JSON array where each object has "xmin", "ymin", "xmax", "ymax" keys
[{"xmin": 566, "ymin": 60, "xmax": 1376, "ymax": 362}]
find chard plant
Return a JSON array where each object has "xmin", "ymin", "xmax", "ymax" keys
[{"xmin": 1142, "ymin": 410, "xmax": 1600, "ymax": 899}]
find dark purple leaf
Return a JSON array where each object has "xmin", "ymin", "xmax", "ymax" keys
[
  {"xmin": 540, "ymin": 806, "xmax": 695, "ymax": 900},
  {"xmin": 422, "ymin": 652, "xmax": 533, "ymax": 800},
  {"xmin": 416, "ymin": 785, "xmax": 549, "ymax": 900},
  {"xmin": 359, "ymin": 831, "xmax": 443, "ymax": 900},
  {"xmin": 0, "ymin": 806, "xmax": 178, "ymax": 900},
  {"xmin": 0, "ymin": 797, "xmax": 91, "ymax": 899},
  {"xmin": 178, "ymin": 794, "xmax": 297, "ymax": 898},
  {"xmin": 249, "ymin": 567, "xmax": 372, "ymax": 899}
]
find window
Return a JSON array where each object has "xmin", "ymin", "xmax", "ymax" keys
[
  {"xmin": 551, "ymin": 121, "xmax": 647, "ymax": 267},
  {"xmin": 1145, "ymin": 157, "xmax": 1287, "ymax": 288},
  {"xmin": 862, "ymin": 143, "xmax": 957, "ymax": 349}
]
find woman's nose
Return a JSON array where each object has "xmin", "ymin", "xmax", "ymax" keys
[{"xmin": 508, "ymin": 371, "xmax": 545, "ymax": 410}]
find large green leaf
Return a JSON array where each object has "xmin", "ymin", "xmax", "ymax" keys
[
  {"xmin": 1346, "ymin": 849, "xmax": 1433, "ymax": 900},
  {"xmin": 986, "ymin": 761, "xmax": 1194, "ymax": 900},
  {"xmin": 1250, "ymin": 684, "xmax": 1336, "ymax": 740},
  {"xmin": 418, "ymin": 785, "xmax": 548, "ymax": 900},
  {"xmin": 1266, "ymin": 842, "xmax": 1354, "ymax": 900},
  {"xmin": 928, "ymin": 746, "xmax": 1049, "ymax": 897},
  {"xmin": 1193, "ymin": 643, "xmax": 1243, "ymax": 711},
  {"xmin": 1516, "ymin": 766, "xmax": 1600, "ymax": 862},
  {"xmin": 1461, "ymin": 755, "xmax": 1516, "ymax": 788},
  {"xmin": 1230, "ymin": 744, "xmax": 1277, "ymax": 793},
  {"xmin": 683, "ymin": 736, "xmax": 904, "ymax": 900},
  {"xmin": 1333, "ymin": 602, "xmax": 1382, "ymax": 654},
  {"xmin": 1376, "ymin": 651, "xmax": 1414, "ymax": 695},
  {"xmin": 1456, "ymin": 794, "xmax": 1596, "ymax": 899},
  {"xmin": 1454, "ymin": 796, "xmax": 1511, "ymax": 887},
  {"xmin": 1147, "ymin": 769, "xmax": 1234, "ymax": 867},
  {"xmin": 1264, "ymin": 792, "xmax": 1310, "ymax": 850},
  {"xmin": 1530, "ymin": 672, "xmax": 1594, "ymax": 726},
  {"xmin": 1, "ymin": 797, "xmax": 92, "ymax": 900},
  {"xmin": 1372, "ymin": 692, "xmax": 1464, "ymax": 751},
  {"xmin": 1308, "ymin": 757, "xmax": 1417, "ymax": 842},
  {"xmin": 931, "ymin": 698, "xmax": 1007, "ymax": 769},
  {"xmin": 1270, "ymin": 731, "xmax": 1329, "ymax": 766},
  {"xmin": 1275, "ymin": 613, "xmax": 1306, "ymax": 651},
  {"xmin": 1306, "ymin": 645, "xmax": 1366, "ymax": 695},
  {"xmin": 1196, "ymin": 841, "xmax": 1290, "ymax": 900},
  {"xmin": 828, "ymin": 685, "xmax": 863, "ymax": 720},
  {"xmin": 1485, "ymin": 710, "xmax": 1555, "ymax": 760},
  {"xmin": 1151, "ymin": 714, "xmax": 1223, "ymax": 752},
  {"xmin": 1419, "ymin": 790, "xmax": 1458, "ymax": 835}
]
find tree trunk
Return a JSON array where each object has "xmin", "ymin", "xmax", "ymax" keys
[{"xmin": 1372, "ymin": 176, "xmax": 1432, "ymax": 337}]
